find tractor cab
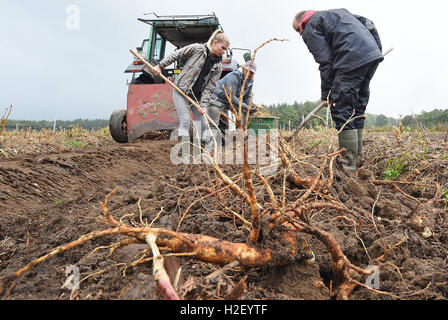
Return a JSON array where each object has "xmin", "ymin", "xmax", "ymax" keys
[{"xmin": 110, "ymin": 13, "xmax": 246, "ymax": 143}]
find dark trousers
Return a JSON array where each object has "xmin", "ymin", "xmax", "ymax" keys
[{"xmin": 329, "ymin": 60, "xmax": 380, "ymax": 130}]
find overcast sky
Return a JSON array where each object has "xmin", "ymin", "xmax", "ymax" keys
[{"xmin": 1, "ymin": 0, "xmax": 447, "ymax": 120}]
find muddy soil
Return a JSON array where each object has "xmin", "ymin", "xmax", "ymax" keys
[{"xmin": 0, "ymin": 133, "xmax": 447, "ymax": 300}]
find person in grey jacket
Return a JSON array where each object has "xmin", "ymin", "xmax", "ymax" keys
[
  {"xmin": 292, "ymin": 9, "xmax": 383, "ymax": 171},
  {"xmin": 205, "ymin": 61, "xmax": 257, "ymax": 150},
  {"xmin": 149, "ymin": 30, "xmax": 230, "ymax": 143}
]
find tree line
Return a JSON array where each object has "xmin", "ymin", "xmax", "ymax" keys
[
  {"xmin": 265, "ymin": 101, "xmax": 447, "ymax": 130},
  {"xmin": 3, "ymin": 105, "xmax": 447, "ymax": 131},
  {"xmin": 4, "ymin": 119, "xmax": 109, "ymax": 131},
  {"xmin": 402, "ymin": 109, "xmax": 448, "ymax": 129}
]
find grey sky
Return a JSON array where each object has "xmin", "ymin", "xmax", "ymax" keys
[{"xmin": 1, "ymin": 0, "xmax": 447, "ymax": 121}]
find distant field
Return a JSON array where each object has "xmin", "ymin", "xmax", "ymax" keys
[{"xmin": 0, "ymin": 126, "xmax": 111, "ymax": 158}]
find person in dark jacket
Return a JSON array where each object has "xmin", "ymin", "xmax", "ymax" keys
[
  {"xmin": 292, "ymin": 8, "xmax": 383, "ymax": 170},
  {"xmin": 204, "ymin": 61, "xmax": 257, "ymax": 150}
]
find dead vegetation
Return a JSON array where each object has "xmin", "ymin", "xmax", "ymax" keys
[
  {"xmin": 0, "ymin": 125, "xmax": 110, "ymax": 159},
  {"xmin": 0, "ymin": 106, "xmax": 13, "ymax": 137}
]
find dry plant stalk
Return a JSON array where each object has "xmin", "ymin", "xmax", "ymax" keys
[
  {"xmin": 213, "ymin": 38, "xmax": 288, "ymax": 243},
  {"xmin": 1, "ymin": 105, "xmax": 12, "ymax": 136}
]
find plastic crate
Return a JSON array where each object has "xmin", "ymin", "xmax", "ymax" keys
[{"xmin": 247, "ymin": 117, "xmax": 280, "ymax": 136}]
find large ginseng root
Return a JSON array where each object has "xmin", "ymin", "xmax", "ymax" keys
[
  {"xmin": 0, "ymin": 187, "xmax": 299, "ymax": 298},
  {"xmin": 0, "ymin": 223, "xmax": 299, "ymax": 298}
]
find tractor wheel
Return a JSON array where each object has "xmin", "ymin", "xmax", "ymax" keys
[{"xmin": 109, "ymin": 109, "xmax": 128, "ymax": 143}]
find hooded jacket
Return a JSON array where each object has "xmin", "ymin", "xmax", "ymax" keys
[{"xmin": 301, "ymin": 8, "xmax": 383, "ymax": 99}]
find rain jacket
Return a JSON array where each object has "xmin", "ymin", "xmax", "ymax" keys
[
  {"xmin": 301, "ymin": 8, "xmax": 383, "ymax": 100},
  {"xmin": 210, "ymin": 70, "xmax": 254, "ymax": 113}
]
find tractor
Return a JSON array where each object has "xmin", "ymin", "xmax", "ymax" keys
[{"xmin": 109, "ymin": 13, "xmax": 250, "ymax": 143}]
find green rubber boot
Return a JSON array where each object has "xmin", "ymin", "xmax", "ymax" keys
[
  {"xmin": 357, "ymin": 129, "xmax": 364, "ymax": 167},
  {"xmin": 338, "ymin": 129, "xmax": 359, "ymax": 171}
]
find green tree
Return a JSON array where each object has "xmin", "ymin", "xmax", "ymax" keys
[{"xmin": 375, "ymin": 114, "xmax": 390, "ymax": 127}]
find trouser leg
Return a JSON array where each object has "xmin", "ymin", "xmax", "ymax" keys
[
  {"xmin": 353, "ymin": 61, "xmax": 380, "ymax": 130},
  {"xmin": 205, "ymin": 103, "xmax": 225, "ymax": 150},
  {"xmin": 353, "ymin": 61, "xmax": 379, "ymax": 165},
  {"xmin": 190, "ymin": 102, "xmax": 208, "ymax": 142},
  {"xmin": 173, "ymin": 89, "xmax": 192, "ymax": 138},
  {"xmin": 330, "ymin": 61, "xmax": 380, "ymax": 169},
  {"xmin": 330, "ymin": 61, "xmax": 381, "ymax": 130},
  {"xmin": 330, "ymin": 65, "xmax": 368, "ymax": 131},
  {"xmin": 330, "ymin": 90, "xmax": 359, "ymax": 131},
  {"xmin": 171, "ymin": 91, "xmax": 193, "ymax": 163}
]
